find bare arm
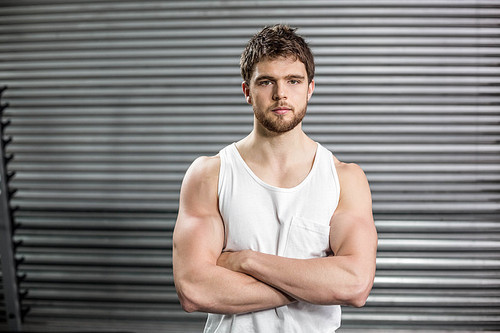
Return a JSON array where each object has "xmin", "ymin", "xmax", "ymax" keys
[
  {"xmin": 173, "ymin": 156, "xmax": 295, "ymax": 314},
  {"xmin": 217, "ymin": 161, "xmax": 377, "ymax": 307}
]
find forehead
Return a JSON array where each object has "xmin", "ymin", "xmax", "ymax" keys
[{"xmin": 251, "ymin": 56, "xmax": 307, "ymax": 80}]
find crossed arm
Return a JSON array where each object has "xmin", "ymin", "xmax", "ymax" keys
[
  {"xmin": 173, "ymin": 155, "xmax": 377, "ymax": 314},
  {"xmin": 173, "ymin": 156, "xmax": 294, "ymax": 314}
]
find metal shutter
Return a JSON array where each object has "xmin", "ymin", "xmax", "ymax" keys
[{"xmin": 1, "ymin": 0, "xmax": 499, "ymax": 331}]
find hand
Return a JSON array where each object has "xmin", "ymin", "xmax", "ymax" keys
[
  {"xmin": 217, "ymin": 250, "xmax": 297, "ymax": 305},
  {"xmin": 217, "ymin": 250, "xmax": 252, "ymax": 273}
]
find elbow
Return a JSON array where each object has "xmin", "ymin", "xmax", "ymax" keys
[
  {"xmin": 348, "ymin": 293, "xmax": 368, "ymax": 308},
  {"xmin": 346, "ymin": 276, "xmax": 374, "ymax": 308},
  {"xmin": 177, "ymin": 290, "xmax": 199, "ymax": 313},
  {"xmin": 334, "ymin": 274, "xmax": 373, "ymax": 308},
  {"xmin": 179, "ymin": 295, "xmax": 199, "ymax": 313},
  {"xmin": 175, "ymin": 279, "xmax": 203, "ymax": 313}
]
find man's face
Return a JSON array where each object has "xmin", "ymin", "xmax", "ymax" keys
[{"xmin": 243, "ymin": 56, "xmax": 314, "ymax": 134}]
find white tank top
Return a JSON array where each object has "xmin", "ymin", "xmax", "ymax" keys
[{"xmin": 204, "ymin": 142, "xmax": 341, "ymax": 333}]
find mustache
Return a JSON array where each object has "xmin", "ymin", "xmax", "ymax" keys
[{"xmin": 270, "ymin": 104, "xmax": 294, "ymax": 110}]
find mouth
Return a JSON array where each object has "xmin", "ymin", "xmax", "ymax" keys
[{"xmin": 272, "ymin": 106, "xmax": 292, "ymax": 115}]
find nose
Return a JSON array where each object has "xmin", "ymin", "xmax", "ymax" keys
[{"xmin": 272, "ymin": 81, "xmax": 287, "ymax": 101}]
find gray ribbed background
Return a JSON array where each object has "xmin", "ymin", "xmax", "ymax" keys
[{"xmin": 1, "ymin": 0, "xmax": 499, "ymax": 331}]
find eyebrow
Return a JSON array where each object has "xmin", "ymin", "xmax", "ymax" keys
[{"xmin": 255, "ymin": 74, "xmax": 306, "ymax": 81}]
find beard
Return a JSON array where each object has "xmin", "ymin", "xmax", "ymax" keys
[{"xmin": 253, "ymin": 103, "xmax": 307, "ymax": 134}]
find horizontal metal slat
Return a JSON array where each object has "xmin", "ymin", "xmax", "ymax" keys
[
  {"xmin": 15, "ymin": 215, "xmax": 176, "ymax": 230},
  {"xmin": 9, "ymin": 182, "xmax": 497, "ymax": 194},
  {"xmin": 14, "ymin": 191, "xmax": 179, "ymax": 201},
  {"xmin": 8, "ymin": 161, "xmax": 499, "ymax": 172},
  {"xmin": 7, "ymin": 124, "xmax": 500, "ymax": 135},
  {"xmin": 2, "ymin": 46, "xmax": 499, "ymax": 63},
  {"xmin": 21, "ymin": 272, "xmax": 172, "ymax": 286},
  {"xmin": 373, "ymin": 202, "xmax": 500, "ymax": 213},
  {"xmin": 1, "ymin": 0, "xmax": 496, "ymax": 16},
  {"xmin": 15, "ymin": 253, "xmax": 496, "ymax": 271},
  {"xmin": 5, "ymin": 104, "xmax": 499, "ymax": 115},
  {"xmin": 5, "ymin": 85, "xmax": 500, "ymax": 96},
  {"xmin": 14, "ymin": 234, "xmax": 172, "ymax": 249},
  {"xmin": 5, "ymin": 114, "xmax": 500, "ymax": 125},
  {"xmin": 369, "ymin": 294, "xmax": 500, "ymax": 306},
  {"xmin": 375, "ymin": 220, "xmax": 500, "ymax": 233},
  {"xmin": 4, "ymin": 96, "xmax": 500, "ymax": 106},
  {"xmin": 22, "ymin": 301, "xmax": 202, "ymax": 321},
  {"xmin": 3, "ymin": 66, "xmax": 500, "ymax": 79},
  {"xmin": 6, "ymin": 141, "xmax": 500, "ymax": 152},
  {"xmin": 373, "ymin": 193, "xmax": 500, "ymax": 202},
  {"xmin": 341, "ymin": 311, "xmax": 500, "ymax": 327},
  {"xmin": 2, "ymin": 7, "xmax": 498, "ymax": 26},
  {"xmin": 3, "ymin": 76, "xmax": 500, "ymax": 89},
  {"xmin": 377, "ymin": 257, "xmax": 500, "ymax": 269},
  {"xmin": 18, "ymin": 253, "xmax": 170, "ymax": 268},
  {"xmin": 25, "ymin": 289, "xmax": 177, "ymax": 303},
  {"xmin": 3, "ymin": 37, "xmax": 500, "ymax": 54},
  {"xmin": 2, "ymin": 26, "xmax": 500, "ymax": 45},
  {"xmin": 6, "ymin": 152, "xmax": 499, "ymax": 164},
  {"xmin": 378, "ymin": 239, "xmax": 500, "ymax": 251},
  {"xmin": 10, "ymin": 201, "xmax": 498, "ymax": 214},
  {"xmin": 6, "ymin": 136, "xmax": 499, "ymax": 151},
  {"xmin": 10, "ymin": 190, "xmax": 500, "ymax": 202},
  {"xmin": 3, "ymin": 24, "xmax": 499, "ymax": 46},
  {"xmin": 8, "ymin": 171, "xmax": 500, "ymax": 185},
  {"xmin": 8, "ymin": 169, "xmax": 500, "ymax": 182}
]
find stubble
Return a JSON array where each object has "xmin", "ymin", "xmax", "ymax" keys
[{"xmin": 253, "ymin": 104, "xmax": 307, "ymax": 133}]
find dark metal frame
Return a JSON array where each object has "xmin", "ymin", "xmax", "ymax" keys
[{"xmin": 0, "ymin": 86, "xmax": 22, "ymax": 331}]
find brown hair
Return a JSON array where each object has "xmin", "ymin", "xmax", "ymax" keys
[{"xmin": 240, "ymin": 24, "xmax": 315, "ymax": 84}]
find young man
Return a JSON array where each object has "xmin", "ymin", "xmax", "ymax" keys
[{"xmin": 173, "ymin": 24, "xmax": 377, "ymax": 332}]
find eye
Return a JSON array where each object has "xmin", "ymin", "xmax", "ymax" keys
[
  {"xmin": 289, "ymin": 79, "xmax": 301, "ymax": 85},
  {"xmin": 258, "ymin": 80, "xmax": 272, "ymax": 86}
]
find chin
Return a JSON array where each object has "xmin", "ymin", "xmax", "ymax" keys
[{"xmin": 255, "ymin": 109, "xmax": 306, "ymax": 134}]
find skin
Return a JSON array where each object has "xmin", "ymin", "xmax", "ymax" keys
[{"xmin": 172, "ymin": 56, "xmax": 378, "ymax": 314}]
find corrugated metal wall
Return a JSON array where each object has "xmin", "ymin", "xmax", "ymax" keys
[{"xmin": 1, "ymin": 0, "xmax": 499, "ymax": 331}]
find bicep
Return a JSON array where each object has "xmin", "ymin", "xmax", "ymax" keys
[
  {"xmin": 173, "ymin": 212, "xmax": 224, "ymax": 268},
  {"xmin": 173, "ymin": 156, "xmax": 225, "ymax": 273},
  {"xmin": 330, "ymin": 162, "xmax": 377, "ymax": 260}
]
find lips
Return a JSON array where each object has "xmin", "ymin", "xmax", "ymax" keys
[{"xmin": 272, "ymin": 106, "xmax": 292, "ymax": 115}]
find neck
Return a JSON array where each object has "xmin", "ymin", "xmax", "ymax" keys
[{"xmin": 237, "ymin": 118, "xmax": 315, "ymax": 165}]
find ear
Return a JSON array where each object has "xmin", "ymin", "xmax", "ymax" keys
[
  {"xmin": 307, "ymin": 80, "xmax": 315, "ymax": 101},
  {"xmin": 242, "ymin": 81, "xmax": 252, "ymax": 104}
]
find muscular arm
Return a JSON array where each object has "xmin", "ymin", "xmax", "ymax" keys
[
  {"xmin": 173, "ymin": 156, "xmax": 295, "ymax": 314},
  {"xmin": 217, "ymin": 161, "xmax": 377, "ymax": 307}
]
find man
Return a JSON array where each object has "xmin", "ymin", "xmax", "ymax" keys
[{"xmin": 173, "ymin": 24, "xmax": 377, "ymax": 332}]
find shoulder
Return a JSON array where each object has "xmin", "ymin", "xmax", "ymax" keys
[
  {"xmin": 188, "ymin": 154, "xmax": 221, "ymax": 175},
  {"xmin": 332, "ymin": 155, "xmax": 368, "ymax": 183},
  {"xmin": 320, "ymin": 145, "xmax": 368, "ymax": 187},
  {"xmin": 180, "ymin": 155, "xmax": 221, "ymax": 203},
  {"xmin": 329, "ymin": 156, "xmax": 372, "ymax": 218},
  {"xmin": 184, "ymin": 155, "xmax": 221, "ymax": 185},
  {"xmin": 331, "ymin": 155, "xmax": 371, "ymax": 204}
]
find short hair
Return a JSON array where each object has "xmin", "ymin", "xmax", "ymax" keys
[{"xmin": 240, "ymin": 24, "xmax": 315, "ymax": 85}]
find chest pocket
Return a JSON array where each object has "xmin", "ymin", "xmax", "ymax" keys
[{"xmin": 283, "ymin": 216, "xmax": 331, "ymax": 259}]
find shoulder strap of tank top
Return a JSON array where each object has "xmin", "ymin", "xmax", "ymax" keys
[
  {"xmin": 322, "ymin": 144, "xmax": 341, "ymax": 200},
  {"xmin": 217, "ymin": 144, "xmax": 231, "ymax": 196}
]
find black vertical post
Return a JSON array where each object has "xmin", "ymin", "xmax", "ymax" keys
[{"xmin": 0, "ymin": 86, "xmax": 22, "ymax": 331}]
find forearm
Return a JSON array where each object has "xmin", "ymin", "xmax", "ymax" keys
[
  {"xmin": 233, "ymin": 251, "xmax": 372, "ymax": 306},
  {"xmin": 175, "ymin": 262, "xmax": 295, "ymax": 314}
]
